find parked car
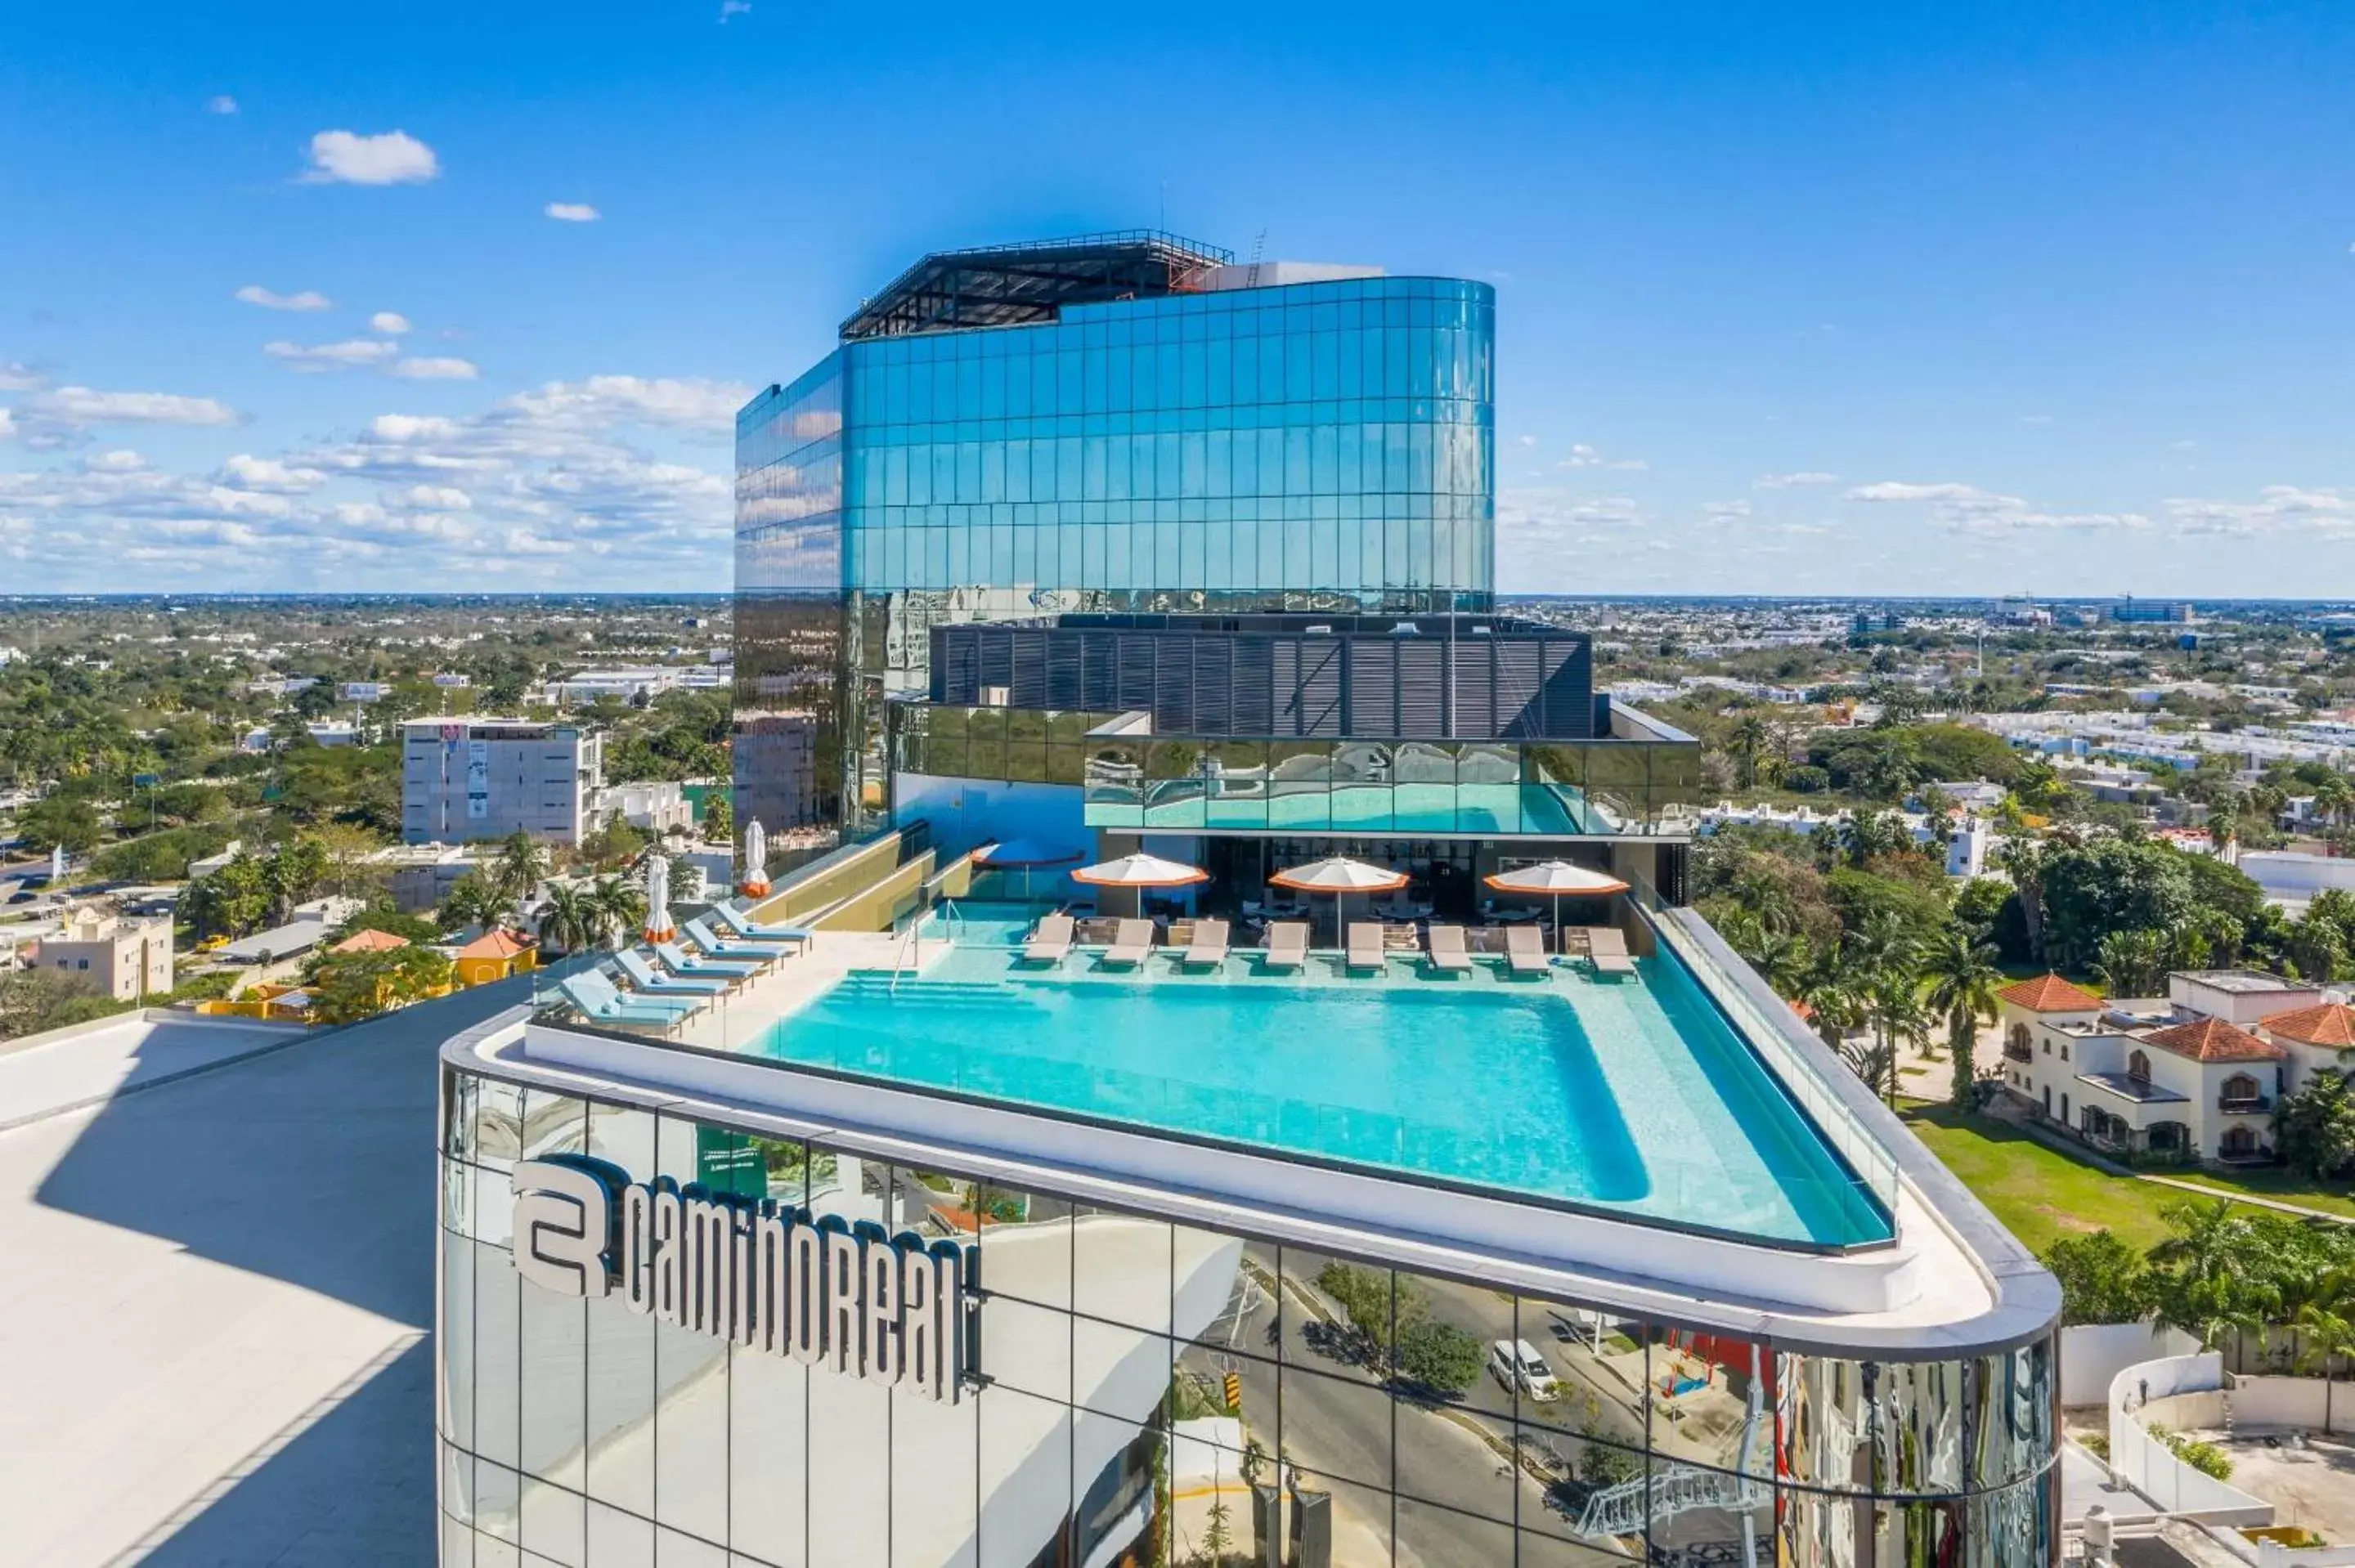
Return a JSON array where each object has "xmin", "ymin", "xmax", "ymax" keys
[{"xmin": 1488, "ymin": 1338, "xmax": 1562, "ymax": 1402}]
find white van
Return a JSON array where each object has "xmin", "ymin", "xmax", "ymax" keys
[{"xmin": 1487, "ymin": 1338, "xmax": 1562, "ymax": 1402}]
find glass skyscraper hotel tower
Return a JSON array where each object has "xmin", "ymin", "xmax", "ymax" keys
[{"xmin": 734, "ymin": 235, "xmax": 1495, "ymax": 838}]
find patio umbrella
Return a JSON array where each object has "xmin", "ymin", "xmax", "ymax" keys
[
  {"xmin": 643, "ymin": 853, "xmax": 676, "ymax": 944},
  {"xmin": 1483, "ymin": 860, "xmax": 1629, "ymax": 952},
  {"xmin": 1270, "ymin": 855, "xmax": 1410, "ymax": 947},
  {"xmin": 974, "ymin": 839, "xmax": 1084, "ymax": 905},
  {"xmin": 1072, "ymin": 852, "xmax": 1208, "ymax": 919},
  {"xmin": 740, "ymin": 818, "xmax": 769, "ymax": 898}
]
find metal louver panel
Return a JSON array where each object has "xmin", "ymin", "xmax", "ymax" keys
[
  {"xmin": 1496, "ymin": 643, "xmax": 1541, "ymax": 737},
  {"xmin": 1079, "ymin": 633, "xmax": 1118, "ymax": 710},
  {"xmin": 1116, "ymin": 635, "xmax": 1156, "ymax": 710},
  {"xmin": 1449, "ymin": 641, "xmax": 1494, "ymax": 737},
  {"xmin": 1154, "ymin": 638, "xmax": 1194, "ymax": 733},
  {"xmin": 1348, "ymin": 642, "xmax": 1397, "ymax": 737},
  {"xmin": 1007, "ymin": 631, "xmax": 1050, "ymax": 709},
  {"xmin": 1192, "ymin": 638, "xmax": 1235, "ymax": 735},
  {"xmin": 1231, "ymin": 638, "xmax": 1275, "ymax": 732},
  {"xmin": 1293, "ymin": 640, "xmax": 1343, "ymax": 736},
  {"xmin": 1397, "ymin": 643, "xmax": 1446, "ymax": 736}
]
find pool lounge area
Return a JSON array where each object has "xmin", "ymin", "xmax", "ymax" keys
[{"xmin": 742, "ymin": 906, "xmax": 1897, "ymax": 1250}]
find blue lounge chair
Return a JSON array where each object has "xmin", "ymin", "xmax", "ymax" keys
[
  {"xmin": 711, "ymin": 903, "xmax": 816, "ymax": 948},
  {"xmin": 558, "ymin": 974, "xmax": 698, "ymax": 1030},
  {"xmin": 656, "ymin": 939, "xmax": 762, "ymax": 981},
  {"xmin": 615, "ymin": 948, "xmax": 729, "ymax": 996},
  {"xmin": 685, "ymin": 916, "xmax": 800, "ymax": 962}
]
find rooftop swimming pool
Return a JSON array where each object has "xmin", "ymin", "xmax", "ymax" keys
[{"xmin": 749, "ymin": 908, "xmax": 1895, "ymax": 1248}]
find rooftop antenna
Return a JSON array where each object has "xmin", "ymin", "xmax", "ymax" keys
[{"xmin": 1246, "ymin": 229, "xmax": 1267, "ymax": 289}]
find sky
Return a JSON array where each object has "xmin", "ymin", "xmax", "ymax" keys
[{"xmin": 1, "ymin": 2, "xmax": 2350, "ymax": 598}]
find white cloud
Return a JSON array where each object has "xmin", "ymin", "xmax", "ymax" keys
[
  {"xmin": 1753, "ymin": 471, "xmax": 1837, "ymax": 489},
  {"xmin": 207, "ymin": 95, "xmax": 238, "ymax": 115},
  {"xmin": 303, "ymin": 129, "xmax": 439, "ymax": 186},
  {"xmin": 718, "ymin": 0, "xmax": 751, "ymax": 20},
  {"xmin": 1515, "ymin": 434, "xmax": 1536, "ymax": 449},
  {"xmin": 1701, "ymin": 500, "xmax": 1752, "ymax": 524},
  {"xmin": 1554, "ymin": 442, "xmax": 1648, "ymax": 473},
  {"xmin": 218, "ymin": 454, "xmax": 327, "ymax": 492},
  {"xmin": 236, "ymin": 284, "xmax": 334, "ymax": 311},
  {"xmin": 2166, "ymin": 486, "xmax": 2353, "ymax": 537},
  {"xmin": 391, "ymin": 483, "xmax": 473, "ymax": 511},
  {"xmin": 390, "ymin": 356, "xmax": 480, "ymax": 381},
  {"xmin": 503, "ymin": 374, "xmax": 750, "ymax": 432},
  {"xmin": 87, "ymin": 450, "xmax": 146, "ymax": 473},
  {"xmin": 544, "ymin": 202, "xmax": 601, "ymax": 222},
  {"xmin": 264, "ymin": 338, "xmax": 401, "ymax": 372},
  {"xmin": 27, "ymin": 386, "xmax": 240, "ymax": 428},
  {"xmin": 0, "ymin": 362, "xmax": 46, "ymax": 392},
  {"xmin": 1844, "ymin": 479, "xmax": 2148, "ymax": 534},
  {"xmin": 369, "ymin": 311, "xmax": 411, "ymax": 335},
  {"xmin": 0, "ymin": 409, "xmax": 16, "ymax": 443}
]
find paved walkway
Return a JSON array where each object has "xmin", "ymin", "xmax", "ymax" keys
[{"xmin": 0, "ymin": 979, "xmax": 534, "ymax": 1567}]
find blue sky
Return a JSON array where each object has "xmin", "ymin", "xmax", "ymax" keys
[{"xmin": 2, "ymin": 2, "xmax": 2349, "ymax": 596}]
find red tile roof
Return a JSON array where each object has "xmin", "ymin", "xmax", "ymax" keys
[
  {"xmin": 2260, "ymin": 1002, "xmax": 2355, "ymax": 1049},
  {"xmin": 1998, "ymin": 974, "xmax": 2104, "ymax": 1013},
  {"xmin": 2140, "ymin": 1015, "xmax": 2285, "ymax": 1064},
  {"xmin": 456, "ymin": 927, "xmax": 533, "ymax": 961},
  {"xmin": 330, "ymin": 929, "xmax": 410, "ymax": 953}
]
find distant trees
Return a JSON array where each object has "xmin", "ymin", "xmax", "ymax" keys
[
  {"xmin": 16, "ymin": 794, "xmax": 104, "ymax": 854},
  {"xmin": 437, "ymin": 872, "xmax": 514, "ymax": 937},
  {"xmin": 307, "ymin": 943, "xmax": 454, "ymax": 1025},
  {"xmin": 2275, "ymin": 1069, "xmax": 2355, "ymax": 1181}
]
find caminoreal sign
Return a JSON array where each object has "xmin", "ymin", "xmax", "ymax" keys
[{"xmin": 511, "ymin": 1157, "xmax": 976, "ymax": 1402}]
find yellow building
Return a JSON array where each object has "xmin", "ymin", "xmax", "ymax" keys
[{"xmin": 454, "ymin": 928, "xmax": 536, "ymax": 987}]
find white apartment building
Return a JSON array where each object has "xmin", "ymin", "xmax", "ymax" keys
[
  {"xmin": 339, "ymin": 681, "xmax": 390, "ymax": 703},
  {"xmin": 400, "ymin": 719, "xmax": 603, "ymax": 845},
  {"xmin": 33, "ymin": 907, "xmax": 173, "ymax": 1001},
  {"xmin": 541, "ymin": 665, "xmax": 725, "ymax": 707},
  {"xmin": 587, "ymin": 779, "xmax": 694, "ymax": 835}
]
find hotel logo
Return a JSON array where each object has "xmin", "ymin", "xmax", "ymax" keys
[{"xmin": 512, "ymin": 1157, "xmax": 976, "ymax": 1402}]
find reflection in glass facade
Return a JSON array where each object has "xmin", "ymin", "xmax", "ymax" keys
[
  {"xmin": 736, "ymin": 262, "xmax": 1497, "ymax": 842},
  {"xmin": 442, "ymin": 1071, "xmax": 2058, "ymax": 1568}
]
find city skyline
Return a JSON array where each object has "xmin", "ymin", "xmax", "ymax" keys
[{"xmin": 3, "ymin": 1, "xmax": 2351, "ymax": 597}]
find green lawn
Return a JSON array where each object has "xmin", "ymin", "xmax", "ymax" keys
[
  {"xmin": 1897, "ymin": 1103, "xmax": 2200, "ymax": 1253},
  {"xmin": 2158, "ymin": 1168, "xmax": 2355, "ymax": 1223}
]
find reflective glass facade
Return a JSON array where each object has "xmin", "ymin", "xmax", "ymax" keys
[
  {"xmin": 441, "ymin": 1069, "xmax": 2059, "ymax": 1568},
  {"xmin": 736, "ymin": 274, "xmax": 1497, "ymax": 841}
]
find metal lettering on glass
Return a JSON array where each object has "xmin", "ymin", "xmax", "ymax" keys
[{"xmin": 511, "ymin": 1156, "xmax": 974, "ymax": 1400}]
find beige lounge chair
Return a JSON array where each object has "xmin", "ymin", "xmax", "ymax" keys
[
  {"xmin": 1425, "ymin": 923, "xmax": 1474, "ymax": 974},
  {"xmin": 1101, "ymin": 918, "xmax": 1154, "ymax": 968},
  {"xmin": 1261, "ymin": 921, "xmax": 1308, "ymax": 972},
  {"xmin": 1583, "ymin": 926, "xmax": 1636, "ymax": 977},
  {"xmin": 1345, "ymin": 921, "xmax": 1387, "ymax": 974},
  {"xmin": 1181, "ymin": 917, "xmax": 1229, "ymax": 968},
  {"xmin": 1023, "ymin": 912, "xmax": 1074, "ymax": 965},
  {"xmin": 1504, "ymin": 924, "xmax": 1551, "ymax": 976}
]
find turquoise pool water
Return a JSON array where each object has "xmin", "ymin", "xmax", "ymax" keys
[{"xmin": 752, "ymin": 921, "xmax": 1893, "ymax": 1247}]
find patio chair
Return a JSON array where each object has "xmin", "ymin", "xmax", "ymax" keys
[
  {"xmin": 1261, "ymin": 921, "xmax": 1309, "ymax": 973},
  {"xmin": 1023, "ymin": 912, "xmax": 1074, "ymax": 965},
  {"xmin": 1345, "ymin": 921, "xmax": 1387, "ymax": 974},
  {"xmin": 559, "ymin": 973, "xmax": 698, "ymax": 1032},
  {"xmin": 709, "ymin": 903, "xmax": 817, "ymax": 950},
  {"xmin": 616, "ymin": 948, "xmax": 729, "ymax": 997},
  {"xmin": 1583, "ymin": 926, "xmax": 1637, "ymax": 977},
  {"xmin": 655, "ymin": 939, "xmax": 763, "ymax": 983},
  {"xmin": 1424, "ymin": 923, "xmax": 1474, "ymax": 974},
  {"xmin": 684, "ymin": 916, "xmax": 801, "ymax": 963},
  {"xmin": 1100, "ymin": 918, "xmax": 1155, "ymax": 968},
  {"xmin": 1504, "ymin": 925, "xmax": 1551, "ymax": 977},
  {"xmin": 1180, "ymin": 917, "xmax": 1230, "ymax": 968}
]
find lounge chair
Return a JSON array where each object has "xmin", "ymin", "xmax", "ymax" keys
[
  {"xmin": 1261, "ymin": 921, "xmax": 1308, "ymax": 973},
  {"xmin": 684, "ymin": 916, "xmax": 801, "ymax": 962},
  {"xmin": 1100, "ymin": 918, "xmax": 1155, "ymax": 968},
  {"xmin": 1424, "ymin": 923, "xmax": 1474, "ymax": 974},
  {"xmin": 655, "ymin": 939, "xmax": 763, "ymax": 982},
  {"xmin": 711, "ymin": 903, "xmax": 816, "ymax": 948},
  {"xmin": 1582, "ymin": 926, "xmax": 1637, "ymax": 977},
  {"xmin": 558, "ymin": 973, "xmax": 698, "ymax": 1031},
  {"xmin": 1504, "ymin": 925, "xmax": 1551, "ymax": 977},
  {"xmin": 1345, "ymin": 921, "xmax": 1387, "ymax": 974},
  {"xmin": 1023, "ymin": 912, "xmax": 1074, "ymax": 965},
  {"xmin": 615, "ymin": 948, "xmax": 729, "ymax": 996},
  {"xmin": 1180, "ymin": 918, "xmax": 1229, "ymax": 968}
]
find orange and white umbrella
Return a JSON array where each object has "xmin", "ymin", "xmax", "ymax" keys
[
  {"xmin": 1483, "ymin": 860, "xmax": 1628, "ymax": 952},
  {"xmin": 1073, "ymin": 853, "xmax": 1206, "ymax": 917},
  {"xmin": 1271, "ymin": 855, "xmax": 1408, "ymax": 945}
]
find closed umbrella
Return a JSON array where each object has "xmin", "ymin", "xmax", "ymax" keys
[
  {"xmin": 741, "ymin": 818, "xmax": 769, "ymax": 898},
  {"xmin": 1072, "ymin": 852, "xmax": 1208, "ymax": 919},
  {"xmin": 643, "ymin": 853, "xmax": 676, "ymax": 944},
  {"xmin": 1483, "ymin": 860, "xmax": 1629, "ymax": 952},
  {"xmin": 975, "ymin": 839, "xmax": 1084, "ymax": 905},
  {"xmin": 1270, "ymin": 854, "xmax": 1410, "ymax": 947}
]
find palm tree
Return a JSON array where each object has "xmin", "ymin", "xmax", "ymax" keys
[
  {"xmin": 494, "ymin": 830, "xmax": 550, "ymax": 902},
  {"xmin": 1994, "ymin": 837, "xmax": 2049, "ymax": 964},
  {"xmin": 437, "ymin": 871, "xmax": 512, "ymax": 936},
  {"xmin": 1870, "ymin": 980, "xmax": 1932, "ymax": 1107},
  {"xmin": 2094, "ymin": 928, "xmax": 2168, "ymax": 998},
  {"xmin": 589, "ymin": 873, "xmax": 645, "ymax": 950},
  {"xmin": 1923, "ymin": 926, "xmax": 2003, "ymax": 1108},
  {"xmin": 1727, "ymin": 713, "xmax": 1769, "ymax": 791},
  {"xmin": 1846, "ymin": 912, "xmax": 1924, "ymax": 1106},
  {"xmin": 536, "ymin": 884, "xmax": 599, "ymax": 956},
  {"xmin": 1747, "ymin": 929, "xmax": 1811, "ymax": 997},
  {"xmin": 2291, "ymin": 1268, "xmax": 2355, "ymax": 1382},
  {"xmin": 1793, "ymin": 948, "xmax": 1864, "ymax": 1054}
]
